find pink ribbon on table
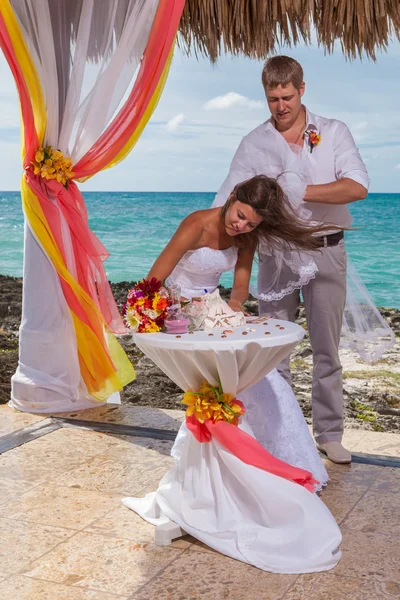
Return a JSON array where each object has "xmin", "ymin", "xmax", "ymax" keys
[{"xmin": 186, "ymin": 406, "xmax": 319, "ymax": 493}]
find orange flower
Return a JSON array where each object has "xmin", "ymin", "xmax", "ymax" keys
[
  {"xmin": 31, "ymin": 145, "xmax": 74, "ymax": 188},
  {"xmin": 182, "ymin": 381, "xmax": 245, "ymax": 425},
  {"xmin": 306, "ymin": 130, "xmax": 321, "ymax": 153}
]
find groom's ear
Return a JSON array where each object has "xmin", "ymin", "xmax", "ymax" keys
[{"xmin": 299, "ymin": 81, "xmax": 305, "ymax": 98}]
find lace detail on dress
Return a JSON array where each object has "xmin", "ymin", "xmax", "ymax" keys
[{"xmin": 253, "ymin": 259, "xmax": 318, "ymax": 302}]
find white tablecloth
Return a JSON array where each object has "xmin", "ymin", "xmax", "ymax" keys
[
  {"xmin": 125, "ymin": 318, "xmax": 342, "ymax": 574},
  {"xmin": 133, "ymin": 318, "xmax": 304, "ymax": 395}
]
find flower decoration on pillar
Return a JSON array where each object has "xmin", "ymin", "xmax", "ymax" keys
[{"xmin": 31, "ymin": 146, "xmax": 75, "ymax": 187}]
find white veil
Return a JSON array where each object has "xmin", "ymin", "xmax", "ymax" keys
[
  {"xmin": 341, "ymin": 260, "xmax": 395, "ymax": 363},
  {"xmin": 252, "ymin": 149, "xmax": 395, "ymax": 364}
]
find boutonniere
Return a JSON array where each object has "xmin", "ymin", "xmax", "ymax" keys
[{"xmin": 305, "ymin": 129, "xmax": 321, "ymax": 153}]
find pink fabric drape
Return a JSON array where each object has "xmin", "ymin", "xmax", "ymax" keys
[{"xmin": 187, "ymin": 411, "xmax": 319, "ymax": 493}]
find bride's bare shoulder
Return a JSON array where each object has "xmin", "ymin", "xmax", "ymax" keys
[{"xmin": 181, "ymin": 208, "xmax": 218, "ymax": 232}]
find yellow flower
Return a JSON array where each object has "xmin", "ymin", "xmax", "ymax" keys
[
  {"xmin": 35, "ymin": 149, "xmax": 44, "ymax": 163},
  {"xmin": 125, "ymin": 308, "xmax": 140, "ymax": 332},
  {"xmin": 31, "ymin": 145, "xmax": 74, "ymax": 188},
  {"xmin": 152, "ymin": 293, "xmax": 161, "ymax": 309},
  {"xmin": 182, "ymin": 381, "xmax": 244, "ymax": 425},
  {"xmin": 144, "ymin": 321, "xmax": 161, "ymax": 333}
]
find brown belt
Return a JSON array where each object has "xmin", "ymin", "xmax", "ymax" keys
[{"xmin": 315, "ymin": 230, "xmax": 344, "ymax": 248}]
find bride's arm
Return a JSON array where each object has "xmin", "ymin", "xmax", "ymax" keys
[
  {"xmin": 147, "ymin": 213, "xmax": 202, "ymax": 281},
  {"xmin": 228, "ymin": 247, "xmax": 254, "ymax": 312}
]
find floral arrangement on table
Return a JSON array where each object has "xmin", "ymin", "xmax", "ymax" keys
[
  {"xmin": 183, "ymin": 380, "xmax": 245, "ymax": 425},
  {"xmin": 305, "ymin": 129, "xmax": 321, "ymax": 153},
  {"xmin": 123, "ymin": 282, "xmax": 246, "ymax": 334},
  {"xmin": 123, "ymin": 278, "xmax": 169, "ymax": 333},
  {"xmin": 31, "ymin": 145, "xmax": 75, "ymax": 188}
]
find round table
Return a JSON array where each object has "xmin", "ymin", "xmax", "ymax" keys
[
  {"xmin": 124, "ymin": 316, "xmax": 342, "ymax": 571},
  {"xmin": 133, "ymin": 317, "xmax": 304, "ymax": 398}
]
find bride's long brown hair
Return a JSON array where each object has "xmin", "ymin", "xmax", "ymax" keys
[{"xmin": 221, "ymin": 175, "xmax": 335, "ymax": 253}]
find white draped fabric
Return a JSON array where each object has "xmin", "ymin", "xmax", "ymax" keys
[
  {"xmin": 8, "ymin": 0, "xmax": 160, "ymax": 412},
  {"xmin": 124, "ymin": 323, "xmax": 342, "ymax": 573},
  {"xmin": 133, "ymin": 321, "xmax": 304, "ymax": 396}
]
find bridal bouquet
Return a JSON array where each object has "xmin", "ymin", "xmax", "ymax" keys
[{"xmin": 123, "ymin": 278, "xmax": 169, "ymax": 333}]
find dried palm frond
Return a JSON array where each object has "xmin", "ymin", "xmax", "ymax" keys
[{"xmin": 178, "ymin": 0, "xmax": 400, "ymax": 61}]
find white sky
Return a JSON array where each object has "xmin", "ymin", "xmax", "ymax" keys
[{"xmin": 0, "ymin": 39, "xmax": 399, "ymax": 193}]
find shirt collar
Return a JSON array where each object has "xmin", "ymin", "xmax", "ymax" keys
[{"xmin": 265, "ymin": 105, "xmax": 318, "ymax": 132}]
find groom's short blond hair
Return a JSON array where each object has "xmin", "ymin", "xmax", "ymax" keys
[{"xmin": 262, "ymin": 56, "xmax": 304, "ymax": 92}]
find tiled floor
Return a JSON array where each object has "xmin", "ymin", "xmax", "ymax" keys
[{"xmin": 0, "ymin": 403, "xmax": 399, "ymax": 600}]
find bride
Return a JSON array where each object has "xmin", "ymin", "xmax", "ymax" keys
[{"xmin": 123, "ymin": 174, "xmax": 342, "ymax": 573}]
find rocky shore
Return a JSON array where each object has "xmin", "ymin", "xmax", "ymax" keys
[{"xmin": 1, "ymin": 274, "xmax": 399, "ymax": 433}]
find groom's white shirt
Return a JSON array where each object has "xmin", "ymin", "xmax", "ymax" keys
[{"xmin": 212, "ymin": 107, "xmax": 370, "ymax": 230}]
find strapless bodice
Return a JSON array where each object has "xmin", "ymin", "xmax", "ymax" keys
[{"xmin": 165, "ymin": 246, "xmax": 238, "ymax": 299}]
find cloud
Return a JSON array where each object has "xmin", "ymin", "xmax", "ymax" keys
[
  {"xmin": 204, "ymin": 92, "xmax": 264, "ymax": 111},
  {"xmin": 350, "ymin": 120, "xmax": 369, "ymax": 143},
  {"xmin": 351, "ymin": 121, "xmax": 368, "ymax": 132},
  {"xmin": 165, "ymin": 113, "xmax": 186, "ymax": 132},
  {"xmin": 395, "ymin": 164, "xmax": 400, "ymax": 170}
]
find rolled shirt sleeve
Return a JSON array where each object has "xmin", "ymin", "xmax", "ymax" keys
[
  {"xmin": 333, "ymin": 121, "xmax": 370, "ymax": 190},
  {"xmin": 212, "ymin": 137, "xmax": 256, "ymax": 207}
]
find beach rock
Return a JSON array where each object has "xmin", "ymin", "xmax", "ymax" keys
[{"xmin": 1, "ymin": 274, "xmax": 399, "ymax": 434}]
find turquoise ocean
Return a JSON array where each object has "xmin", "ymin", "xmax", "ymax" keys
[{"xmin": 0, "ymin": 191, "xmax": 399, "ymax": 308}]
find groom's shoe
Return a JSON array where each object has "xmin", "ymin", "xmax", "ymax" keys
[{"xmin": 317, "ymin": 442, "xmax": 352, "ymax": 464}]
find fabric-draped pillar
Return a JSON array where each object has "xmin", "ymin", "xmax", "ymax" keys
[{"xmin": 0, "ymin": 0, "xmax": 186, "ymax": 412}]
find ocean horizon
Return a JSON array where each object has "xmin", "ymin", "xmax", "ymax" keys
[{"xmin": 1, "ymin": 191, "xmax": 399, "ymax": 309}]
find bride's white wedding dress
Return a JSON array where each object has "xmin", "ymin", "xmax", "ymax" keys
[
  {"xmin": 123, "ymin": 247, "xmax": 341, "ymax": 573},
  {"xmin": 166, "ymin": 246, "xmax": 329, "ymax": 486}
]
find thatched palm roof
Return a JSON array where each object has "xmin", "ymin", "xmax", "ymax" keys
[{"xmin": 179, "ymin": 0, "xmax": 400, "ymax": 61}]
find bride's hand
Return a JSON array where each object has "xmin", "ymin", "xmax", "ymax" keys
[{"xmin": 228, "ymin": 299, "xmax": 248, "ymax": 315}]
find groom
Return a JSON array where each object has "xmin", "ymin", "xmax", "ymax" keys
[{"xmin": 213, "ymin": 55, "xmax": 369, "ymax": 464}]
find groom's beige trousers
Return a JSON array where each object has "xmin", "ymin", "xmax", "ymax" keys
[{"xmin": 258, "ymin": 240, "xmax": 347, "ymax": 444}]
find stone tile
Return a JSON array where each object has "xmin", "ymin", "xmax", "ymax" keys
[
  {"xmin": 0, "ymin": 575, "xmax": 127, "ymax": 599},
  {"xmin": 105, "ymin": 436, "xmax": 175, "ymax": 460},
  {"xmin": 371, "ymin": 467, "xmax": 400, "ymax": 494},
  {"xmin": 0, "ymin": 404, "xmax": 47, "ymax": 435},
  {"xmin": 187, "ymin": 538, "xmax": 219, "ymax": 554},
  {"xmin": 0, "ymin": 477, "xmax": 42, "ymax": 509},
  {"xmin": 318, "ymin": 479, "xmax": 368, "ymax": 523},
  {"xmin": 85, "ymin": 505, "xmax": 191, "ymax": 549},
  {"xmin": 0, "ymin": 448, "xmax": 83, "ymax": 483},
  {"xmin": 54, "ymin": 404, "xmax": 184, "ymax": 431},
  {"xmin": 342, "ymin": 490, "xmax": 400, "ymax": 536},
  {"xmin": 323, "ymin": 461, "xmax": 383, "ymax": 487},
  {"xmin": 341, "ymin": 429, "xmax": 368, "ymax": 451},
  {"xmin": 283, "ymin": 574, "xmax": 400, "ymax": 599},
  {"xmin": 25, "ymin": 426, "xmax": 123, "ymax": 456},
  {"xmin": 335, "ymin": 529, "xmax": 400, "ymax": 583},
  {"xmin": 4, "ymin": 484, "xmax": 121, "ymax": 530},
  {"xmin": 0, "ymin": 428, "xmax": 122, "ymax": 483},
  {"xmin": 134, "ymin": 549, "xmax": 297, "ymax": 600},
  {"xmin": 0, "ymin": 517, "xmax": 74, "ymax": 574},
  {"xmin": 22, "ymin": 532, "xmax": 184, "ymax": 597},
  {"xmin": 50, "ymin": 453, "xmax": 170, "ymax": 497},
  {"xmin": 351, "ymin": 432, "xmax": 400, "ymax": 457}
]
